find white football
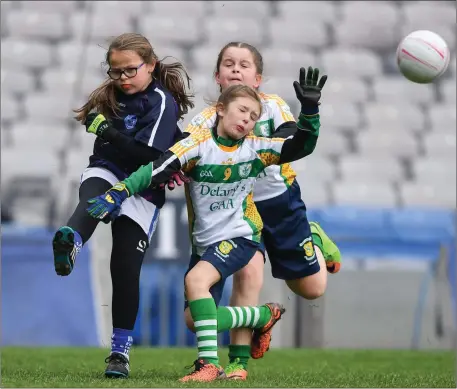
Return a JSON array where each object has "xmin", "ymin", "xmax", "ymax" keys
[{"xmin": 396, "ymin": 30, "xmax": 450, "ymax": 84}]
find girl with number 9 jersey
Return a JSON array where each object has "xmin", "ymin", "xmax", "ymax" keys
[{"xmin": 183, "ymin": 42, "xmax": 341, "ymax": 379}]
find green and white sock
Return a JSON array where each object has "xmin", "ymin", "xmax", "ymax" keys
[
  {"xmin": 217, "ymin": 305, "xmax": 271, "ymax": 332},
  {"xmin": 189, "ymin": 298, "xmax": 219, "ymax": 366}
]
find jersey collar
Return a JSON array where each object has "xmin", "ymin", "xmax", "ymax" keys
[{"xmin": 211, "ymin": 126, "xmax": 243, "ymax": 152}]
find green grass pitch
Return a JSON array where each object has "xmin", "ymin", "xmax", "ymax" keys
[{"xmin": 1, "ymin": 347, "xmax": 455, "ymax": 387}]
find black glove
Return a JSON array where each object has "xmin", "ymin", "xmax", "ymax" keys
[
  {"xmin": 85, "ymin": 113, "xmax": 111, "ymax": 138},
  {"xmin": 293, "ymin": 67, "xmax": 327, "ymax": 114}
]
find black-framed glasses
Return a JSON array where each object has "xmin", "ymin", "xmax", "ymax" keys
[{"xmin": 107, "ymin": 63, "xmax": 144, "ymax": 80}]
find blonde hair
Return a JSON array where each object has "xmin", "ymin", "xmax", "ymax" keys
[
  {"xmin": 74, "ymin": 33, "xmax": 194, "ymax": 123},
  {"xmin": 215, "ymin": 84, "xmax": 262, "ymax": 122}
]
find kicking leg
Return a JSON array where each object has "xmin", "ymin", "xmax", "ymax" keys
[{"xmin": 53, "ymin": 177, "xmax": 111, "ymax": 276}]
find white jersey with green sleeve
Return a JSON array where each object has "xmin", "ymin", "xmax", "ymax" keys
[
  {"xmin": 122, "ymin": 128, "xmax": 294, "ymax": 255},
  {"xmin": 186, "ymin": 93, "xmax": 298, "ymax": 202}
]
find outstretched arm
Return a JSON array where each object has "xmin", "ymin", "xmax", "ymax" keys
[
  {"xmin": 272, "ymin": 67, "xmax": 327, "ymax": 160},
  {"xmin": 86, "ymin": 134, "xmax": 201, "ymax": 221}
]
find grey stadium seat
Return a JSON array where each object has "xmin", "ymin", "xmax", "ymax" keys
[
  {"xmin": 261, "ymin": 49, "xmax": 317, "ymax": 77},
  {"xmin": 340, "ymin": 1, "xmax": 399, "ymax": 27},
  {"xmin": 372, "ymin": 76, "xmax": 435, "ymax": 105},
  {"xmin": 23, "ymin": 93, "xmax": 76, "ymax": 124},
  {"xmin": 91, "ymin": 1, "xmax": 145, "ymax": 17},
  {"xmin": 6, "ymin": 10, "xmax": 68, "ymax": 41},
  {"xmin": 70, "ymin": 11, "xmax": 133, "ymax": 42},
  {"xmin": 1, "ymin": 68, "xmax": 35, "ymax": 95},
  {"xmin": 312, "ymin": 132, "xmax": 349, "ymax": 157},
  {"xmin": 294, "ymin": 178, "xmax": 330, "ymax": 207},
  {"xmin": 151, "ymin": 45, "xmax": 187, "ymax": 67},
  {"xmin": 276, "ymin": 1, "xmax": 337, "ymax": 24},
  {"xmin": 428, "ymin": 104, "xmax": 456, "ymax": 133},
  {"xmin": 323, "ymin": 77, "xmax": 369, "ymax": 104},
  {"xmin": 11, "ymin": 122, "xmax": 71, "ymax": 152},
  {"xmin": 41, "ymin": 69, "xmax": 104, "ymax": 98},
  {"xmin": 1, "ymin": 38, "xmax": 53, "ymax": 70},
  {"xmin": 402, "ymin": 2, "xmax": 456, "ymax": 29},
  {"xmin": 333, "ymin": 21, "xmax": 398, "ymax": 51},
  {"xmin": 190, "ymin": 44, "xmax": 222, "ymax": 74},
  {"xmin": 364, "ymin": 103, "xmax": 425, "ymax": 132},
  {"xmin": 1, "ymin": 96, "xmax": 21, "ymax": 123},
  {"xmin": 1, "ymin": 148, "xmax": 61, "ymax": 186},
  {"xmin": 204, "ymin": 17, "xmax": 264, "ymax": 47},
  {"xmin": 56, "ymin": 41, "xmax": 108, "ymax": 74},
  {"xmin": 356, "ymin": 130, "xmax": 419, "ymax": 158},
  {"xmin": 399, "ymin": 182, "xmax": 455, "ymax": 209},
  {"xmin": 320, "ymin": 48, "xmax": 383, "ymax": 78},
  {"xmin": 339, "ymin": 156, "xmax": 404, "ymax": 183},
  {"xmin": 333, "ymin": 180, "xmax": 398, "ymax": 207},
  {"xmin": 413, "ymin": 158, "xmax": 456, "ymax": 187},
  {"xmin": 211, "ymin": 1, "xmax": 271, "ymax": 18},
  {"xmin": 260, "ymin": 76, "xmax": 297, "ymax": 106},
  {"xmin": 423, "ymin": 133, "xmax": 456, "ymax": 158},
  {"xmin": 318, "ymin": 103, "xmax": 362, "ymax": 130},
  {"xmin": 138, "ymin": 16, "xmax": 201, "ymax": 47},
  {"xmin": 268, "ymin": 19, "xmax": 328, "ymax": 50},
  {"xmin": 151, "ymin": 1, "xmax": 208, "ymax": 18},
  {"xmin": 18, "ymin": 1, "xmax": 78, "ymax": 13},
  {"xmin": 291, "ymin": 155, "xmax": 335, "ymax": 183},
  {"xmin": 441, "ymin": 82, "xmax": 456, "ymax": 104}
]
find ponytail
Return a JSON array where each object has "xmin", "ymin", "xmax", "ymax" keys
[
  {"xmin": 73, "ymin": 79, "xmax": 119, "ymax": 123},
  {"xmin": 154, "ymin": 57, "xmax": 195, "ymax": 120}
]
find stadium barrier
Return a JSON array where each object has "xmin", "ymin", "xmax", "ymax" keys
[{"xmin": 2, "ymin": 202, "xmax": 455, "ymax": 348}]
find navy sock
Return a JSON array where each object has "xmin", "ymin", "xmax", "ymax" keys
[{"xmin": 111, "ymin": 328, "xmax": 133, "ymax": 358}]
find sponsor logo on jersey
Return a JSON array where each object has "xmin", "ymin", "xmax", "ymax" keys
[
  {"xmin": 238, "ymin": 163, "xmax": 252, "ymax": 178},
  {"xmin": 124, "ymin": 114, "xmax": 137, "ymax": 130},
  {"xmin": 179, "ymin": 137, "xmax": 195, "ymax": 148},
  {"xmin": 258, "ymin": 122, "xmax": 270, "ymax": 137},
  {"xmin": 191, "ymin": 115, "xmax": 205, "ymax": 126},
  {"xmin": 221, "ymin": 158, "xmax": 234, "ymax": 165},
  {"xmin": 200, "ymin": 170, "xmax": 213, "ymax": 178}
]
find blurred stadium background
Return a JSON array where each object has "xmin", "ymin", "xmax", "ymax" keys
[{"xmin": 1, "ymin": 0, "xmax": 456, "ymax": 352}]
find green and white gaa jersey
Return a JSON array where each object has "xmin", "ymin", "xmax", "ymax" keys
[
  {"xmin": 186, "ymin": 93, "xmax": 297, "ymax": 202},
  {"xmin": 123, "ymin": 128, "xmax": 292, "ymax": 255}
]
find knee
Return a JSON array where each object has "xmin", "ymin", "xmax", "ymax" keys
[
  {"xmin": 235, "ymin": 263, "xmax": 263, "ymax": 294},
  {"xmin": 287, "ymin": 278, "xmax": 326, "ymax": 300},
  {"xmin": 301, "ymin": 285, "xmax": 326, "ymax": 300},
  {"xmin": 184, "ymin": 269, "xmax": 211, "ymax": 295},
  {"xmin": 184, "ymin": 307, "xmax": 196, "ymax": 333}
]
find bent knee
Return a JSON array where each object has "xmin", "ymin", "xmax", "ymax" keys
[
  {"xmin": 184, "ymin": 307, "xmax": 196, "ymax": 332},
  {"xmin": 286, "ymin": 278, "xmax": 326, "ymax": 300}
]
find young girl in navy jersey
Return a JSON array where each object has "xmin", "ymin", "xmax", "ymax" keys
[{"xmin": 52, "ymin": 33, "xmax": 193, "ymax": 378}]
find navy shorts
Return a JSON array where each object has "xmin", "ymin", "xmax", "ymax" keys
[
  {"xmin": 255, "ymin": 179, "xmax": 320, "ymax": 280},
  {"xmin": 184, "ymin": 237, "xmax": 265, "ymax": 308}
]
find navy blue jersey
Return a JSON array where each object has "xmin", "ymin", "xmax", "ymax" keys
[{"xmin": 88, "ymin": 80, "xmax": 181, "ymax": 208}]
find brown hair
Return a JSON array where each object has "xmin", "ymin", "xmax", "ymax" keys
[
  {"xmin": 74, "ymin": 33, "xmax": 194, "ymax": 123},
  {"xmin": 214, "ymin": 42, "xmax": 264, "ymax": 92},
  {"xmin": 216, "ymin": 84, "xmax": 263, "ymax": 120}
]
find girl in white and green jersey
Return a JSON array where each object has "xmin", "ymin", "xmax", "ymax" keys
[
  {"xmin": 86, "ymin": 84, "xmax": 321, "ymax": 382},
  {"xmin": 183, "ymin": 42, "xmax": 341, "ymax": 380}
]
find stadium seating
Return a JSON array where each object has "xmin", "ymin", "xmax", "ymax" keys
[{"xmin": 1, "ymin": 0, "xmax": 455, "ymax": 226}]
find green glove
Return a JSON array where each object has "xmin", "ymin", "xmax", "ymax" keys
[{"xmin": 85, "ymin": 113, "xmax": 110, "ymax": 137}]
